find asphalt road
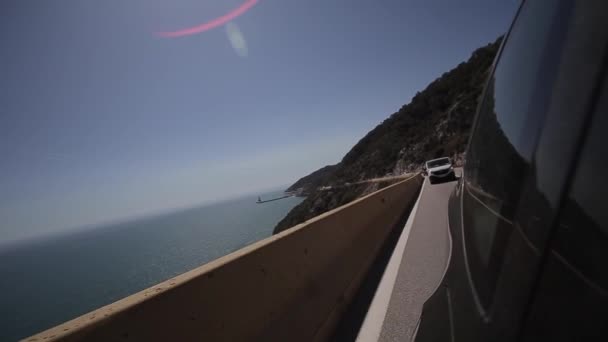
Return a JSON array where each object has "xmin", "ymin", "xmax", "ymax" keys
[{"xmin": 376, "ymin": 173, "xmax": 457, "ymax": 341}]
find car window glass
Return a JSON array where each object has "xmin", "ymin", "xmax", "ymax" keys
[
  {"xmin": 521, "ymin": 79, "xmax": 608, "ymax": 342},
  {"xmin": 428, "ymin": 158, "xmax": 450, "ymax": 168},
  {"xmin": 554, "ymin": 82, "xmax": 608, "ymax": 291},
  {"xmin": 462, "ymin": 0, "xmax": 572, "ymax": 308}
]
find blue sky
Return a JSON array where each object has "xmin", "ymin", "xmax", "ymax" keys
[{"xmin": 0, "ymin": 0, "xmax": 518, "ymax": 244}]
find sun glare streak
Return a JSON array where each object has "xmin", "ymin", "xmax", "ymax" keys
[
  {"xmin": 226, "ymin": 22, "xmax": 248, "ymax": 57},
  {"xmin": 156, "ymin": 0, "xmax": 258, "ymax": 38}
]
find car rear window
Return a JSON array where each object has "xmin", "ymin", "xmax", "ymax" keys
[{"xmin": 427, "ymin": 158, "xmax": 450, "ymax": 168}]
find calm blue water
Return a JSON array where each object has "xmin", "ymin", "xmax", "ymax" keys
[{"xmin": 0, "ymin": 190, "xmax": 303, "ymax": 341}]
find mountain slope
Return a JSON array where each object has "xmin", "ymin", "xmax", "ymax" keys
[
  {"xmin": 274, "ymin": 37, "xmax": 502, "ymax": 234},
  {"xmin": 286, "ymin": 164, "xmax": 339, "ymax": 194}
]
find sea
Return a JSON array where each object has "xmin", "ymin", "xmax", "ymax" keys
[{"xmin": 0, "ymin": 189, "xmax": 304, "ymax": 341}]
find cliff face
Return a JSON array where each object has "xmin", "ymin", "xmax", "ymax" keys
[{"xmin": 274, "ymin": 37, "xmax": 502, "ymax": 234}]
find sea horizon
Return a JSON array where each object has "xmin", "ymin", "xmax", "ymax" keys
[
  {"xmin": 0, "ymin": 183, "xmax": 293, "ymax": 253},
  {"xmin": 0, "ymin": 187, "xmax": 303, "ymax": 341}
]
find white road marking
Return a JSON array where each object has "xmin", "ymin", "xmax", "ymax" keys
[{"xmin": 355, "ymin": 178, "xmax": 428, "ymax": 342}]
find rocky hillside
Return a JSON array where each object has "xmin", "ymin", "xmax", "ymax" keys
[
  {"xmin": 275, "ymin": 179, "xmax": 401, "ymax": 233},
  {"xmin": 274, "ymin": 37, "xmax": 502, "ymax": 234},
  {"xmin": 286, "ymin": 164, "xmax": 339, "ymax": 194}
]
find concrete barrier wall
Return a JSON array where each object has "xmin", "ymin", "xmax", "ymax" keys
[{"xmin": 25, "ymin": 175, "xmax": 423, "ymax": 342}]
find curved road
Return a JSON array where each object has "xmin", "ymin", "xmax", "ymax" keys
[{"xmin": 357, "ymin": 172, "xmax": 458, "ymax": 342}]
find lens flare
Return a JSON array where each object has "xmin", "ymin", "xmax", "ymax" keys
[
  {"xmin": 156, "ymin": 0, "xmax": 258, "ymax": 38},
  {"xmin": 226, "ymin": 22, "xmax": 248, "ymax": 57}
]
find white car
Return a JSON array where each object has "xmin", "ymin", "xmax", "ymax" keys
[{"xmin": 424, "ymin": 157, "xmax": 456, "ymax": 184}]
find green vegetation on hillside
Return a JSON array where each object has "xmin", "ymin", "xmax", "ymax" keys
[
  {"xmin": 274, "ymin": 37, "xmax": 502, "ymax": 234},
  {"xmin": 286, "ymin": 164, "xmax": 339, "ymax": 193}
]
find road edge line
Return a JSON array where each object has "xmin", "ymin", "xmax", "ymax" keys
[{"xmin": 354, "ymin": 177, "xmax": 428, "ymax": 342}]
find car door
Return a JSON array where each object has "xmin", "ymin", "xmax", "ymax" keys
[{"xmin": 415, "ymin": 1, "xmax": 608, "ymax": 341}]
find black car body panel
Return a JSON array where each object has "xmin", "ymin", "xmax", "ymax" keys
[{"xmin": 415, "ymin": 1, "xmax": 608, "ymax": 341}]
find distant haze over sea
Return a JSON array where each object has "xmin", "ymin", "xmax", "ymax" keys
[{"xmin": 0, "ymin": 189, "xmax": 303, "ymax": 341}]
